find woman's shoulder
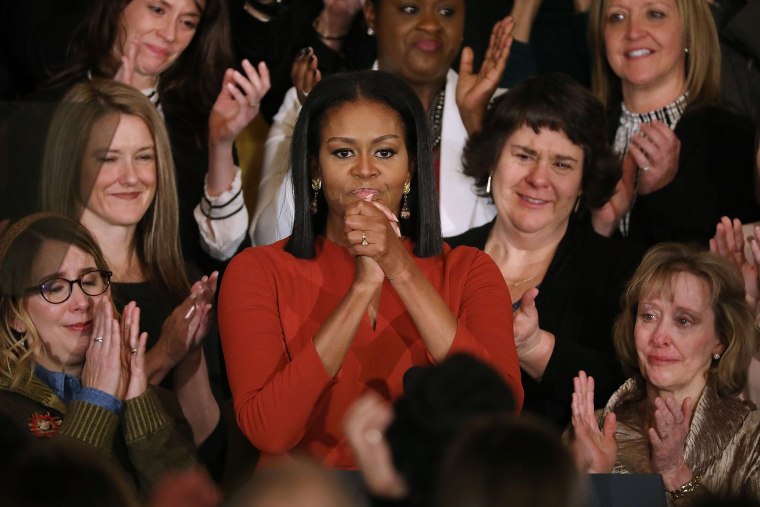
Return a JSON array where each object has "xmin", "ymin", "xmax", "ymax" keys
[
  {"xmin": 444, "ymin": 220, "xmax": 494, "ymax": 250},
  {"xmin": 228, "ymin": 238, "xmax": 292, "ymax": 265},
  {"xmin": 432, "ymin": 241, "xmax": 504, "ymax": 287},
  {"xmin": 556, "ymin": 219, "xmax": 643, "ymax": 272},
  {"xmin": 678, "ymin": 103, "xmax": 755, "ymax": 139},
  {"xmin": 224, "ymin": 237, "xmax": 348, "ymax": 280}
]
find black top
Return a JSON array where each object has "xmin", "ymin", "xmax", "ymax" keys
[
  {"xmin": 446, "ymin": 218, "xmax": 642, "ymax": 429},
  {"xmin": 227, "ymin": 0, "xmax": 374, "ymax": 124},
  {"xmin": 612, "ymin": 103, "xmax": 760, "ymax": 248},
  {"xmin": 111, "ymin": 279, "xmax": 227, "ymax": 480}
]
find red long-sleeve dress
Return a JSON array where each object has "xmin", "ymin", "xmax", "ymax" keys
[{"xmin": 218, "ymin": 237, "xmax": 522, "ymax": 469}]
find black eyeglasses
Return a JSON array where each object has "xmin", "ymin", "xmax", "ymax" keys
[{"xmin": 25, "ymin": 269, "xmax": 112, "ymax": 304}]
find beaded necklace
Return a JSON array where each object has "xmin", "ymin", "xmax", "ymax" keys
[{"xmin": 428, "ymin": 88, "xmax": 445, "ymax": 149}]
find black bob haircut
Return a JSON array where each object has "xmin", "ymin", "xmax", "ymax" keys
[{"xmin": 286, "ymin": 70, "xmax": 442, "ymax": 259}]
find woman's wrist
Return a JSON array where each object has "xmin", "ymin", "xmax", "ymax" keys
[
  {"xmin": 666, "ymin": 475, "xmax": 705, "ymax": 501},
  {"xmin": 660, "ymin": 463, "xmax": 694, "ymax": 491},
  {"xmin": 518, "ymin": 330, "xmax": 555, "ymax": 380},
  {"xmin": 144, "ymin": 340, "xmax": 176, "ymax": 384}
]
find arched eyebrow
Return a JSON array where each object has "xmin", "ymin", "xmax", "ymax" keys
[
  {"xmin": 510, "ymin": 144, "xmax": 579, "ymax": 163},
  {"xmin": 34, "ymin": 267, "xmax": 100, "ymax": 285},
  {"xmin": 325, "ymin": 134, "xmax": 402, "ymax": 144},
  {"xmin": 554, "ymin": 154, "xmax": 580, "ymax": 164}
]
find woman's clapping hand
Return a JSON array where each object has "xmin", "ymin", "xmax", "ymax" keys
[
  {"xmin": 648, "ymin": 396, "xmax": 693, "ymax": 481},
  {"xmin": 292, "ymin": 47, "xmax": 321, "ymax": 105},
  {"xmin": 710, "ymin": 216, "xmax": 760, "ymax": 314},
  {"xmin": 629, "ymin": 121, "xmax": 681, "ymax": 195},
  {"xmin": 147, "ymin": 272, "xmax": 217, "ymax": 383},
  {"xmin": 82, "ymin": 300, "xmax": 149, "ymax": 400},
  {"xmin": 122, "ymin": 301, "xmax": 149, "ymax": 400},
  {"xmin": 570, "ymin": 371, "xmax": 617, "ymax": 473},
  {"xmin": 209, "ymin": 59, "xmax": 271, "ymax": 147},
  {"xmin": 456, "ymin": 16, "xmax": 514, "ymax": 136}
]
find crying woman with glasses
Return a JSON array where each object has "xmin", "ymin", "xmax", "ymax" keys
[{"xmin": 0, "ymin": 213, "xmax": 198, "ymax": 493}]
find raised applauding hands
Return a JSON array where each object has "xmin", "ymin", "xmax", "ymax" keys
[
  {"xmin": 570, "ymin": 371, "xmax": 617, "ymax": 473},
  {"xmin": 570, "ymin": 371, "xmax": 696, "ymax": 489},
  {"xmin": 292, "ymin": 47, "xmax": 321, "ymax": 105},
  {"xmin": 628, "ymin": 121, "xmax": 680, "ymax": 195},
  {"xmin": 591, "ymin": 151, "xmax": 636, "ymax": 237},
  {"xmin": 456, "ymin": 16, "xmax": 514, "ymax": 135},
  {"xmin": 147, "ymin": 272, "xmax": 218, "ymax": 384},
  {"xmin": 648, "ymin": 396, "xmax": 694, "ymax": 488},
  {"xmin": 511, "ymin": 287, "xmax": 555, "ymax": 379},
  {"xmin": 710, "ymin": 216, "xmax": 760, "ymax": 315},
  {"xmin": 82, "ymin": 300, "xmax": 149, "ymax": 400},
  {"xmin": 209, "ymin": 60, "xmax": 271, "ymax": 147},
  {"xmin": 114, "ymin": 40, "xmax": 141, "ymax": 88}
]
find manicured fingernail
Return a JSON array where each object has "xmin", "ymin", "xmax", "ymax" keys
[{"xmin": 297, "ymin": 47, "xmax": 308, "ymax": 57}]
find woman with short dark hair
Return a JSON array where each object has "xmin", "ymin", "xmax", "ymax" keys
[
  {"xmin": 219, "ymin": 70, "xmax": 522, "ymax": 469},
  {"xmin": 448, "ymin": 73, "xmax": 641, "ymax": 429}
]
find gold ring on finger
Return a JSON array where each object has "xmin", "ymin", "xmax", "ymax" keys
[{"xmin": 361, "ymin": 232, "xmax": 368, "ymax": 246}]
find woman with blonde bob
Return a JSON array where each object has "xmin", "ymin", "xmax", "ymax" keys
[
  {"xmin": 39, "ymin": 80, "xmax": 224, "ymax": 471},
  {"xmin": 571, "ymin": 243, "xmax": 760, "ymax": 502},
  {"xmin": 587, "ymin": 0, "xmax": 759, "ymax": 246},
  {"xmin": 0, "ymin": 213, "xmax": 197, "ymax": 492}
]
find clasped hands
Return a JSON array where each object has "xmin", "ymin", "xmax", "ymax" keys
[
  {"xmin": 344, "ymin": 200, "xmax": 407, "ymax": 286},
  {"xmin": 81, "ymin": 300, "xmax": 148, "ymax": 401},
  {"xmin": 570, "ymin": 371, "xmax": 693, "ymax": 485}
]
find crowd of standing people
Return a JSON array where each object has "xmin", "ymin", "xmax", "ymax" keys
[{"xmin": 1, "ymin": 0, "xmax": 760, "ymax": 506}]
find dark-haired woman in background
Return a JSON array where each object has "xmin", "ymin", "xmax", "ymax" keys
[
  {"xmin": 447, "ymin": 73, "xmax": 641, "ymax": 429},
  {"xmin": 2, "ymin": 0, "xmax": 270, "ymax": 272},
  {"xmin": 249, "ymin": 0, "xmax": 514, "ymax": 245},
  {"xmin": 219, "ymin": 70, "xmax": 522, "ymax": 469}
]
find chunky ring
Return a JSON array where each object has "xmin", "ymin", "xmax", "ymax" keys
[
  {"xmin": 93, "ymin": 336, "xmax": 104, "ymax": 343},
  {"xmin": 131, "ymin": 347, "xmax": 138, "ymax": 354},
  {"xmin": 361, "ymin": 232, "xmax": 368, "ymax": 246},
  {"xmin": 641, "ymin": 165, "xmax": 651, "ymax": 171}
]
